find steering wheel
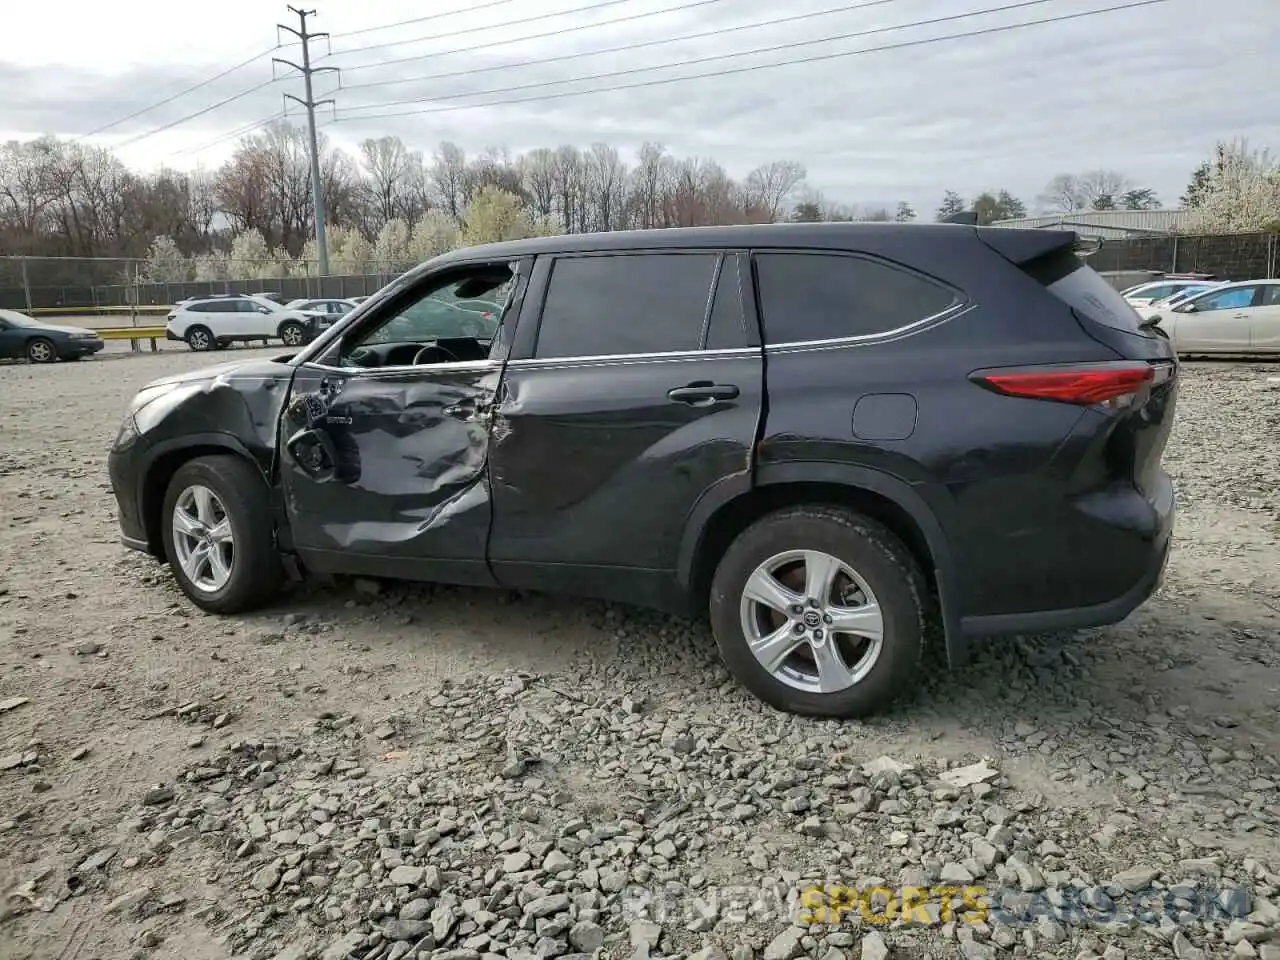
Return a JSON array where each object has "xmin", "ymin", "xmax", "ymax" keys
[{"xmin": 412, "ymin": 341, "xmax": 461, "ymax": 365}]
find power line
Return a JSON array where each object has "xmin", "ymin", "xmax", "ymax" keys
[
  {"xmin": 76, "ymin": 45, "xmax": 282, "ymax": 140},
  {"xmin": 339, "ymin": 0, "xmax": 906, "ymax": 94},
  {"xmin": 333, "ymin": 0, "xmax": 1170, "ymax": 123},
  {"xmin": 336, "ymin": 0, "xmax": 1115, "ymax": 116},
  {"xmin": 171, "ymin": 113, "xmax": 286, "ymax": 159},
  {"xmin": 322, "ymin": 0, "xmax": 667, "ymax": 61},
  {"xmin": 334, "ymin": 0, "xmax": 738, "ymax": 78},
  {"xmin": 328, "ymin": 0, "xmax": 520, "ymax": 40},
  {"xmin": 112, "ymin": 77, "xmax": 279, "ymax": 149}
]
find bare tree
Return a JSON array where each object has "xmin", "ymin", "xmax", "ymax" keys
[
  {"xmin": 431, "ymin": 141, "xmax": 467, "ymax": 221},
  {"xmin": 630, "ymin": 142, "xmax": 671, "ymax": 230},
  {"xmin": 551, "ymin": 146, "xmax": 586, "ymax": 233},
  {"xmin": 521, "ymin": 148, "xmax": 557, "ymax": 221},
  {"xmin": 586, "ymin": 143, "xmax": 626, "ymax": 232},
  {"xmin": 1039, "ymin": 170, "xmax": 1132, "ymax": 213},
  {"xmin": 358, "ymin": 136, "xmax": 414, "ymax": 232},
  {"xmin": 743, "ymin": 160, "xmax": 806, "ymax": 222}
]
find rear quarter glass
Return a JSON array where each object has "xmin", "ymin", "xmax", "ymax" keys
[{"xmin": 1047, "ymin": 262, "xmax": 1144, "ymax": 334}]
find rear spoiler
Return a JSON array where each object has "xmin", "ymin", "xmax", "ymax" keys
[{"xmin": 975, "ymin": 226, "xmax": 1102, "ymax": 263}]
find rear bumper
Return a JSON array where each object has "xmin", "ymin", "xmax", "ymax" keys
[{"xmin": 959, "ymin": 473, "xmax": 1174, "ymax": 639}]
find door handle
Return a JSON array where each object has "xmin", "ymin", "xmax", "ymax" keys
[{"xmin": 667, "ymin": 382, "xmax": 740, "ymax": 405}]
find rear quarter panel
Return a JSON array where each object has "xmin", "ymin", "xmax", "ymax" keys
[{"xmin": 754, "ymin": 235, "xmax": 1120, "ymax": 618}]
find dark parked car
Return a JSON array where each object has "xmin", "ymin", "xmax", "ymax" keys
[
  {"xmin": 107, "ymin": 223, "xmax": 1177, "ymax": 717},
  {"xmin": 0, "ymin": 309, "xmax": 104, "ymax": 362}
]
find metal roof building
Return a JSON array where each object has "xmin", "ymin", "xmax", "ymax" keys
[{"xmin": 988, "ymin": 209, "xmax": 1196, "ymax": 239}]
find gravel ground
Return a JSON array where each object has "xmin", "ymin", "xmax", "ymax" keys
[{"xmin": 1, "ymin": 351, "xmax": 1279, "ymax": 960}]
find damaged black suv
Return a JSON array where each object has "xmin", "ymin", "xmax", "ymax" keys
[{"xmin": 109, "ymin": 223, "xmax": 1177, "ymax": 718}]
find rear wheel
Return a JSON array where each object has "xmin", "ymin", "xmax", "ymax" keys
[
  {"xmin": 708, "ymin": 505, "xmax": 927, "ymax": 718},
  {"xmin": 185, "ymin": 326, "xmax": 213, "ymax": 351},
  {"xmin": 278, "ymin": 321, "xmax": 306, "ymax": 346},
  {"xmin": 160, "ymin": 455, "xmax": 283, "ymax": 614},
  {"xmin": 26, "ymin": 338, "xmax": 57, "ymax": 363}
]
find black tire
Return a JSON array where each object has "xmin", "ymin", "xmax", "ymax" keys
[
  {"xmin": 278, "ymin": 321, "xmax": 306, "ymax": 347},
  {"xmin": 26, "ymin": 337, "xmax": 57, "ymax": 363},
  {"xmin": 708, "ymin": 505, "xmax": 927, "ymax": 718},
  {"xmin": 160, "ymin": 455, "xmax": 284, "ymax": 614},
  {"xmin": 186, "ymin": 326, "xmax": 214, "ymax": 351}
]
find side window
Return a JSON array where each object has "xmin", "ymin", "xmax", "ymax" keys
[
  {"xmin": 1263, "ymin": 286, "xmax": 1280, "ymax": 307},
  {"xmin": 238, "ymin": 301, "xmax": 261, "ymax": 313},
  {"xmin": 336, "ymin": 262, "xmax": 516, "ymax": 367},
  {"xmin": 753, "ymin": 253, "xmax": 959, "ymax": 344},
  {"xmin": 704, "ymin": 255, "xmax": 749, "ymax": 350},
  {"xmin": 1195, "ymin": 287, "xmax": 1256, "ymax": 312},
  {"xmin": 197, "ymin": 301, "xmax": 228, "ymax": 313},
  {"xmin": 534, "ymin": 253, "xmax": 718, "ymax": 359}
]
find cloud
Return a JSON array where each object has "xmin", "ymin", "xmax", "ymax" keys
[{"xmin": 2, "ymin": 0, "xmax": 1277, "ymax": 212}]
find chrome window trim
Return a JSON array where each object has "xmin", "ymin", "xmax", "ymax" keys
[
  {"xmin": 764, "ymin": 301, "xmax": 972, "ymax": 354},
  {"xmin": 299, "ymin": 297, "xmax": 969, "ymax": 374},
  {"xmin": 506, "ymin": 346, "xmax": 757, "ymax": 370},
  {"xmin": 302, "ymin": 358, "xmax": 503, "ymax": 377}
]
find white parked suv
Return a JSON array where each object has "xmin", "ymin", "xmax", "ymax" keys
[{"xmin": 165, "ymin": 295, "xmax": 331, "ymax": 351}]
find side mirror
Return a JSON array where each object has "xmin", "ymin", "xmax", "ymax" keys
[
  {"xmin": 258, "ymin": 306, "xmax": 272, "ymax": 314},
  {"xmin": 1176, "ymin": 303, "xmax": 1197, "ymax": 313}
]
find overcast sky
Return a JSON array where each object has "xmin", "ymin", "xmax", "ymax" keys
[{"xmin": 3, "ymin": 0, "xmax": 1276, "ymax": 213}]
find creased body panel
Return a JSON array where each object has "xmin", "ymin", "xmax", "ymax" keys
[{"xmin": 279, "ymin": 362, "xmax": 501, "ymax": 582}]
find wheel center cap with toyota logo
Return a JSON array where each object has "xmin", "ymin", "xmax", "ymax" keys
[{"xmin": 802, "ymin": 610, "xmax": 822, "ymax": 629}]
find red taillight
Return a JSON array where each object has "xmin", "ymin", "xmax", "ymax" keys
[{"xmin": 973, "ymin": 362, "xmax": 1158, "ymax": 406}]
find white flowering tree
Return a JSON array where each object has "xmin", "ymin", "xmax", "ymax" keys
[
  {"xmin": 143, "ymin": 235, "xmax": 188, "ymax": 283},
  {"xmin": 407, "ymin": 212, "xmax": 461, "ymax": 263},
  {"xmin": 374, "ymin": 218, "xmax": 412, "ymax": 272},
  {"xmin": 228, "ymin": 229, "xmax": 285, "ymax": 280},
  {"xmin": 1191, "ymin": 139, "xmax": 1280, "ymax": 233}
]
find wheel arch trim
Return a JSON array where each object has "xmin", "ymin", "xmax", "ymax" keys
[
  {"xmin": 136, "ymin": 433, "xmax": 271, "ymax": 553},
  {"xmin": 676, "ymin": 461, "xmax": 965, "ymax": 665}
]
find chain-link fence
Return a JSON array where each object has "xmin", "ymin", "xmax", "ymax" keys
[
  {"xmin": 4, "ymin": 233, "xmax": 1279, "ymax": 314},
  {"xmin": 0, "ymin": 258, "xmax": 416, "ymax": 313}
]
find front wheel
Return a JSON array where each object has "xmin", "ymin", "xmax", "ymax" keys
[
  {"xmin": 26, "ymin": 338, "xmax": 57, "ymax": 363},
  {"xmin": 160, "ymin": 455, "xmax": 284, "ymax": 614},
  {"xmin": 278, "ymin": 321, "xmax": 306, "ymax": 346},
  {"xmin": 708, "ymin": 505, "xmax": 927, "ymax": 718}
]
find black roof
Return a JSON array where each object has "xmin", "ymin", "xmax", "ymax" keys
[{"xmin": 429, "ymin": 221, "xmax": 991, "ymax": 267}]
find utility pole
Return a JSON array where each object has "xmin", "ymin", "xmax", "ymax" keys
[{"xmin": 274, "ymin": 6, "xmax": 338, "ymax": 276}]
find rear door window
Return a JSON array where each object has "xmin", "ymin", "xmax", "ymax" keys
[
  {"xmin": 534, "ymin": 253, "xmax": 718, "ymax": 359},
  {"xmin": 704, "ymin": 255, "xmax": 750, "ymax": 350},
  {"xmin": 752, "ymin": 252, "xmax": 959, "ymax": 345}
]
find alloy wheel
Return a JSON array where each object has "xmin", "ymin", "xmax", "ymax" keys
[
  {"xmin": 738, "ymin": 548, "xmax": 884, "ymax": 694},
  {"xmin": 27, "ymin": 340, "xmax": 54, "ymax": 363},
  {"xmin": 188, "ymin": 329, "xmax": 211, "ymax": 351},
  {"xmin": 171, "ymin": 484, "xmax": 235, "ymax": 593},
  {"xmin": 281, "ymin": 324, "xmax": 304, "ymax": 346}
]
